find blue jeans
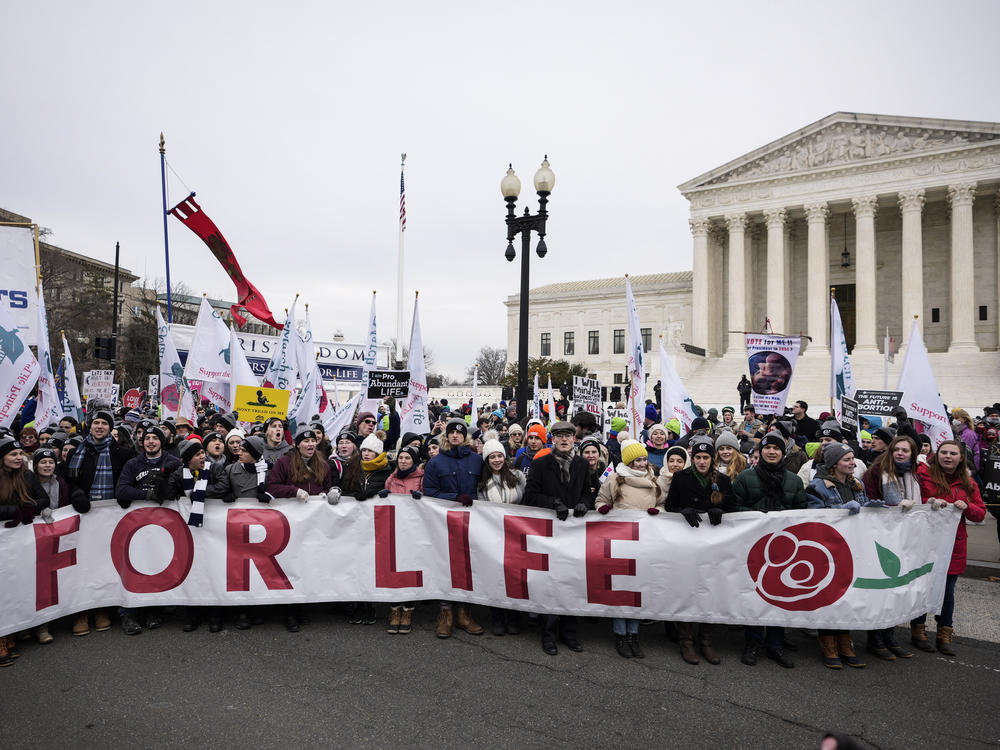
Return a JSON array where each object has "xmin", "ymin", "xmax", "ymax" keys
[
  {"xmin": 912, "ymin": 573, "xmax": 958, "ymax": 628},
  {"xmin": 613, "ymin": 618, "xmax": 639, "ymax": 635}
]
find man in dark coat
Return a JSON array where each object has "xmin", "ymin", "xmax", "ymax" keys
[
  {"xmin": 66, "ymin": 409, "xmax": 135, "ymax": 513},
  {"xmin": 115, "ymin": 426, "xmax": 182, "ymax": 509},
  {"xmin": 523, "ymin": 421, "xmax": 589, "ymax": 656}
]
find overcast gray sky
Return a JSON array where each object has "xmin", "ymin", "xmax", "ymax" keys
[{"xmin": 4, "ymin": 0, "xmax": 999, "ymax": 379}]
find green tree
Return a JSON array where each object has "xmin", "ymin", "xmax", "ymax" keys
[{"xmin": 500, "ymin": 357, "xmax": 587, "ymax": 390}]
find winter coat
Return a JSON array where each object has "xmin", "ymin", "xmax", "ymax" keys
[
  {"xmin": 423, "ymin": 446, "xmax": 483, "ymax": 500},
  {"xmin": 595, "ymin": 466, "xmax": 663, "ymax": 511},
  {"xmin": 38, "ymin": 474, "xmax": 70, "ymax": 509},
  {"xmin": 116, "ymin": 453, "xmax": 183, "ymax": 507},
  {"xmin": 605, "ymin": 437, "xmax": 623, "ymax": 466},
  {"xmin": 861, "ymin": 464, "xmax": 921, "ymax": 505},
  {"xmin": 917, "ymin": 461, "xmax": 987, "ymax": 575},
  {"xmin": 957, "ymin": 426, "xmax": 981, "ymax": 470},
  {"xmin": 732, "ymin": 464, "xmax": 808, "ymax": 512},
  {"xmin": 358, "ymin": 464, "xmax": 394, "ymax": 500},
  {"xmin": 665, "ymin": 467, "xmax": 736, "ymax": 513},
  {"xmin": 523, "ymin": 451, "xmax": 590, "ymax": 510},
  {"xmin": 645, "ymin": 443, "xmax": 668, "ymax": 471},
  {"xmin": 798, "ymin": 456, "xmax": 867, "ymax": 487},
  {"xmin": 262, "ymin": 441, "xmax": 292, "ymax": 466},
  {"xmin": 384, "ymin": 467, "xmax": 425, "ymax": 495},
  {"xmin": 805, "ymin": 474, "xmax": 880, "ymax": 511},
  {"xmin": 214, "ymin": 460, "xmax": 268, "ymax": 502},
  {"xmin": 782, "ymin": 444, "xmax": 809, "ymax": 475},
  {"xmin": 480, "ymin": 470, "xmax": 526, "ymax": 504},
  {"xmin": 266, "ymin": 453, "xmax": 335, "ymax": 497},
  {"xmin": 165, "ymin": 462, "xmax": 227, "ymax": 501},
  {"xmin": 66, "ymin": 437, "xmax": 135, "ymax": 512},
  {"xmin": 0, "ymin": 470, "xmax": 50, "ymax": 520}
]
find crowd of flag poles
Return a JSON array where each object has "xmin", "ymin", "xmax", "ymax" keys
[{"xmin": 0, "ymin": 145, "xmax": 953, "ymax": 446}]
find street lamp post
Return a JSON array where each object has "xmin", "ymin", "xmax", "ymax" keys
[{"xmin": 502, "ymin": 156, "xmax": 555, "ymax": 422}]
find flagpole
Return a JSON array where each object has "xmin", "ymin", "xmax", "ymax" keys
[
  {"xmin": 159, "ymin": 133, "xmax": 173, "ymax": 323},
  {"xmin": 830, "ymin": 288, "xmax": 836, "ymax": 416},
  {"xmin": 883, "ymin": 326, "xmax": 889, "ymax": 390},
  {"xmin": 395, "ymin": 153, "xmax": 406, "ymax": 364}
]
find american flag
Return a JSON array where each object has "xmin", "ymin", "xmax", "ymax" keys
[{"xmin": 399, "ymin": 167, "xmax": 406, "ymax": 232}]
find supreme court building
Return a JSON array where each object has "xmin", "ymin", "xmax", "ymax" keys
[{"xmin": 506, "ymin": 113, "xmax": 1000, "ymax": 411}]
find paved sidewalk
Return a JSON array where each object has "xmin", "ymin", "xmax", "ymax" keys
[{"xmin": 966, "ymin": 514, "xmax": 999, "ymax": 576}]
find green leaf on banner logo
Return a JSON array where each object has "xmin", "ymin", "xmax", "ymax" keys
[{"xmin": 875, "ymin": 542, "xmax": 901, "ymax": 578}]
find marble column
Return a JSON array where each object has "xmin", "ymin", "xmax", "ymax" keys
[
  {"xmin": 898, "ymin": 189, "xmax": 925, "ymax": 349},
  {"xmin": 764, "ymin": 208, "xmax": 787, "ymax": 333},
  {"xmin": 690, "ymin": 217, "xmax": 710, "ymax": 351},
  {"xmin": 725, "ymin": 213, "xmax": 747, "ymax": 353},
  {"xmin": 851, "ymin": 195, "xmax": 878, "ymax": 353},
  {"xmin": 948, "ymin": 182, "xmax": 979, "ymax": 352},
  {"xmin": 996, "ymin": 194, "xmax": 1000, "ymax": 350},
  {"xmin": 804, "ymin": 202, "xmax": 830, "ymax": 351}
]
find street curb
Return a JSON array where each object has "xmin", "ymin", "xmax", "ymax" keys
[{"xmin": 963, "ymin": 559, "xmax": 1000, "ymax": 579}]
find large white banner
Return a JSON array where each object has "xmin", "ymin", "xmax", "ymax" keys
[
  {"xmin": 0, "ymin": 499, "xmax": 958, "ymax": 635},
  {"xmin": 0, "ymin": 225, "xmax": 38, "ymax": 345},
  {"xmin": 0, "ymin": 298, "xmax": 40, "ymax": 428},
  {"xmin": 745, "ymin": 334, "xmax": 800, "ymax": 416}
]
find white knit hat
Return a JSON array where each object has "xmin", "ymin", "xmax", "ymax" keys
[
  {"xmin": 360, "ymin": 434, "xmax": 384, "ymax": 455},
  {"xmin": 482, "ymin": 439, "xmax": 506, "ymax": 460},
  {"xmin": 226, "ymin": 428, "xmax": 246, "ymax": 443}
]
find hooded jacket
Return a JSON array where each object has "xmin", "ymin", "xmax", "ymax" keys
[{"xmin": 423, "ymin": 445, "xmax": 483, "ymax": 500}]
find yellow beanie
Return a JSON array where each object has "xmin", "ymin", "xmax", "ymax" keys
[{"xmin": 620, "ymin": 439, "xmax": 648, "ymax": 466}]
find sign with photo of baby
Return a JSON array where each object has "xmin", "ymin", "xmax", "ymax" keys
[{"xmin": 744, "ymin": 334, "xmax": 800, "ymax": 416}]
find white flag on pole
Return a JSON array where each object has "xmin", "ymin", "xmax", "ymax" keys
[
  {"xmin": 327, "ymin": 393, "xmax": 362, "ymax": 440},
  {"xmin": 183, "ymin": 296, "xmax": 231, "ymax": 410},
  {"xmin": 470, "ymin": 363, "xmax": 480, "ymax": 427},
  {"xmin": 830, "ymin": 296, "xmax": 856, "ymax": 420},
  {"xmin": 896, "ymin": 319, "xmax": 950, "ymax": 450},
  {"xmin": 60, "ymin": 332, "xmax": 84, "ymax": 422},
  {"xmin": 228, "ymin": 326, "xmax": 259, "ymax": 413},
  {"xmin": 398, "ymin": 296, "xmax": 428, "ymax": 437},
  {"xmin": 156, "ymin": 307, "xmax": 197, "ymax": 422},
  {"xmin": 659, "ymin": 340, "xmax": 698, "ymax": 434},
  {"xmin": 296, "ymin": 304, "xmax": 315, "ymax": 390},
  {"xmin": 263, "ymin": 297, "xmax": 298, "ymax": 395},
  {"xmin": 532, "ymin": 371, "xmax": 541, "ymax": 420},
  {"xmin": 0, "ymin": 300, "xmax": 40, "ymax": 428},
  {"xmin": 358, "ymin": 292, "xmax": 380, "ymax": 415},
  {"xmin": 289, "ymin": 360, "xmax": 334, "ymax": 434},
  {"xmin": 547, "ymin": 373, "xmax": 557, "ymax": 427},
  {"xmin": 33, "ymin": 283, "xmax": 63, "ymax": 428},
  {"xmin": 624, "ymin": 276, "xmax": 646, "ymax": 437}
]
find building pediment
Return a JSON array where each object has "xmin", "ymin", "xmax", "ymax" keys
[{"xmin": 679, "ymin": 112, "xmax": 1000, "ymax": 192}]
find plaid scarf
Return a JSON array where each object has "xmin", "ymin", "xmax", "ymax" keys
[
  {"xmin": 182, "ymin": 468, "xmax": 208, "ymax": 527},
  {"xmin": 69, "ymin": 435, "xmax": 114, "ymax": 501}
]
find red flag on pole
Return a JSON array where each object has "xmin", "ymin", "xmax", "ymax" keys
[{"xmin": 169, "ymin": 195, "xmax": 281, "ymax": 329}]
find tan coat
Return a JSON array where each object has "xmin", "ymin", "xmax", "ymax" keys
[{"xmin": 596, "ymin": 468, "xmax": 664, "ymax": 511}]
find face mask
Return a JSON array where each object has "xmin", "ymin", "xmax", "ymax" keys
[
  {"xmin": 987, "ymin": 417, "xmax": 1000, "ymax": 426},
  {"xmin": 951, "ymin": 419, "xmax": 964, "ymax": 430}
]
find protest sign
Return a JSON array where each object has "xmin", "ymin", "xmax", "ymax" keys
[
  {"xmin": 82, "ymin": 370, "xmax": 115, "ymax": 400},
  {"xmin": 573, "ymin": 376, "xmax": 602, "ymax": 418},
  {"xmin": 745, "ymin": 335, "xmax": 800, "ymax": 415},
  {"xmin": 148, "ymin": 375, "xmax": 159, "ymax": 400},
  {"xmin": 123, "ymin": 388, "xmax": 142, "ymax": 410},
  {"xmin": 840, "ymin": 396, "xmax": 859, "ymax": 432},
  {"xmin": 234, "ymin": 384, "xmax": 291, "ymax": 423},
  {"xmin": 367, "ymin": 370, "xmax": 409, "ymax": 399},
  {"xmin": 854, "ymin": 390, "xmax": 903, "ymax": 416}
]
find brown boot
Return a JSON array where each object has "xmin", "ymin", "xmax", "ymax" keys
[
  {"xmin": 72, "ymin": 613, "xmax": 90, "ymax": 636},
  {"xmin": 34, "ymin": 625, "xmax": 53, "ymax": 645},
  {"xmin": 455, "ymin": 606, "xmax": 484, "ymax": 635},
  {"xmin": 0, "ymin": 637, "xmax": 12, "ymax": 667},
  {"xmin": 836, "ymin": 632, "xmax": 866, "ymax": 668},
  {"xmin": 679, "ymin": 638, "xmax": 700, "ymax": 664},
  {"xmin": 818, "ymin": 635, "xmax": 842, "ymax": 669},
  {"xmin": 94, "ymin": 610, "xmax": 112, "ymax": 632},
  {"xmin": 398, "ymin": 607, "xmax": 413, "ymax": 635},
  {"xmin": 699, "ymin": 636, "xmax": 721, "ymax": 665},
  {"xmin": 910, "ymin": 623, "xmax": 935, "ymax": 652},
  {"xmin": 386, "ymin": 606, "xmax": 402, "ymax": 634},
  {"xmin": 435, "ymin": 608, "xmax": 453, "ymax": 639},
  {"xmin": 936, "ymin": 625, "xmax": 956, "ymax": 656}
]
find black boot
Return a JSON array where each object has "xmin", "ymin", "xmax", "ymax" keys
[
  {"xmin": 883, "ymin": 628, "xmax": 913, "ymax": 659},
  {"xmin": 741, "ymin": 641, "xmax": 758, "ymax": 666},
  {"xmin": 234, "ymin": 611, "xmax": 251, "ymax": 630},
  {"xmin": 765, "ymin": 647, "xmax": 795, "ymax": 668},
  {"xmin": 627, "ymin": 633, "xmax": 645, "ymax": 659},
  {"xmin": 615, "ymin": 634, "xmax": 632, "ymax": 658},
  {"xmin": 867, "ymin": 630, "xmax": 895, "ymax": 660}
]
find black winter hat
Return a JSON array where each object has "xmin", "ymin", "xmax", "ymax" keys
[
  {"xmin": 873, "ymin": 426, "xmax": 895, "ymax": 445},
  {"xmin": 241, "ymin": 435, "xmax": 266, "ymax": 460},
  {"xmin": 203, "ymin": 431, "xmax": 226, "ymax": 447},
  {"xmin": 33, "ymin": 447, "xmax": 59, "ymax": 465},
  {"xmin": 397, "ymin": 445, "xmax": 420, "ymax": 464},
  {"xmin": 160, "ymin": 420, "xmax": 177, "ymax": 436},
  {"xmin": 0, "ymin": 437, "xmax": 21, "ymax": 460},
  {"xmin": 179, "ymin": 439, "xmax": 204, "ymax": 464},
  {"xmin": 294, "ymin": 426, "xmax": 318, "ymax": 445},
  {"xmin": 89, "ymin": 409, "xmax": 115, "ymax": 427},
  {"xmin": 445, "ymin": 418, "xmax": 468, "ymax": 436},
  {"xmin": 666, "ymin": 445, "xmax": 688, "ymax": 464},
  {"xmin": 759, "ymin": 432, "xmax": 787, "ymax": 455},
  {"xmin": 689, "ymin": 436, "xmax": 715, "ymax": 458},
  {"xmin": 399, "ymin": 432, "xmax": 422, "ymax": 449},
  {"xmin": 691, "ymin": 417, "xmax": 710, "ymax": 432},
  {"xmin": 144, "ymin": 426, "xmax": 168, "ymax": 446},
  {"xmin": 215, "ymin": 412, "xmax": 239, "ymax": 432},
  {"xmin": 336, "ymin": 429, "xmax": 358, "ymax": 444},
  {"xmin": 817, "ymin": 421, "xmax": 843, "ymax": 441}
]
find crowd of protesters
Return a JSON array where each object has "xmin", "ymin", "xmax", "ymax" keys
[{"xmin": 0, "ymin": 391, "xmax": 994, "ymax": 670}]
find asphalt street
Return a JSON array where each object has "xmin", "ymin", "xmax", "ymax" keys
[{"xmin": 3, "ymin": 588, "xmax": 999, "ymax": 750}]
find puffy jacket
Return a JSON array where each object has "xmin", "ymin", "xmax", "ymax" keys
[
  {"xmin": 732, "ymin": 465, "xmax": 807, "ymax": 512},
  {"xmin": 384, "ymin": 467, "xmax": 424, "ymax": 495},
  {"xmin": 665, "ymin": 467, "xmax": 736, "ymax": 513},
  {"xmin": 423, "ymin": 446, "xmax": 483, "ymax": 500},
  {"xmin": 805, "ymin": 474, "xmax": 882, "ymax": 511},
  {"xmin": 116, "ymin": 453, "xmax": 183, "ymax": 507},
  {"xmin": 358, "ymin": 465, "xmax": 394, "ymax": 500},
  {"xmin": 523, "ymin": 451, "xmax": 590, "ymax": 510},
  {"xmin": 266, "ymin": 453, "xmax": 334, "ymax": 497},
  {"xmin": 917, "ymin": 461, "xmax": 987, "ymax": 575},
  {"xmin": 595, "ymin": 467, "xmax": 663, "ymax": 511}
]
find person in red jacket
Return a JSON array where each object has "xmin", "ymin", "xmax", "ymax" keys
[{"xmin": 910, "ymin": 439, "xmax": 987, "ymax": 656}]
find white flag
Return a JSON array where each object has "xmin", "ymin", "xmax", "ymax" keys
[
  {"xmin": 332, "ymin": 377, "xmax": 341, "ymax": 411},
  {"xmin": 547, "ymin": 373, "xmax": 556, "ymax": 427},
  {"xmin": 289, "ymin": 360, "xmax": 333, "ymax": 434},
  {"xmin": 0, "ymin": 301, "xmax": 40, "ymax": 428},
  {"xmin": 228, "ymin": 326, "xmax": 259, "ymax": 413},
  {"xmin": 183, "ymin": 296, "xmax": 231, "ymax": 410},
  {"xmin": 296, "ymin": 304, "xmax": 315, "ymax": 390},
  {"xmin": 33, "ymin": 283, "xmax": 63, "ymax": 428},
  {"xmin": 328, "ymin": 393, "xmax": 362, "ymax": 440},
  {"xmin": 896, "ymin": 320, "xmax": 950, "ymax": 450},
  {"xmin": 60, "ymin": 332, "xmax": 84, "ymax": 422},
  {"xmin": 358, "ymin": 292, "xmax": 380, "ymax": 415},
  {"xmin": 263, "ymin": 297, "xmax": 298, "ymax": 400},
  {"xmin": 659, "ymin": 341, "xmax": 698, "ymax": 434},
  {"xmin": 532, "ymin": 371, "xmax": 541, "ymax": 420},
  {"xmin": 624, "ymin": 277, "xmax": 646, "ymax": 437},
  {"xmin": 830, "ymin": 296, "xmax": 856, "ymax": 419},
  {"xmin": 156, "ymin": 307, "xmax": 197, "ymax": 422},
  {"xmin": 398, "ymin": 296, "xmax": 428, "ymax": 437},
  {"xmin": 470, "ymin": 363, "xmax": 480, "ymax": 428}
]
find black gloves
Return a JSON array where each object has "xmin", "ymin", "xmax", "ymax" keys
[
  {"xmin": 410, "ymin": 490, "xmax": 422, "ymax": 500},
  {"xmin": 456, "ymin": 494, "xmax": 474, "ymax": 507},
  {"xmin": 377, "ymin": 488, "xmax": 391, "ymax": 498},
  {"xmin": 680, "ymin": 507, "xmax": 701, "ymax": 528},
  {"xmin": 554, "ymin": 503, "xmax": 569, "ymax": 521},
  {"xmin": 256, "ymin": 491, "xmax": 272, "ymax": 504},
  {"xmin": 71, "ymin": 496, "xmax": 91, "ymax": 514},
  {"xmin": 4, "ymin": 506, "xmax": 22, "ymax": 528},
  {"xmin": 573, "ymin": 503, "xmax": 588, "ymax": 518},
  {"xmin": 707, "ymin": 507, "xmax": 723, "ymax": 526},
  {"xmin": 647, "ymin": 507, "xmax": 660, "ymax": 516}
]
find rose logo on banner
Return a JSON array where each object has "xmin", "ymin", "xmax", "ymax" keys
[{"xmin": 746, "ymin": 522, "xmax": 854, "ymax": 611}]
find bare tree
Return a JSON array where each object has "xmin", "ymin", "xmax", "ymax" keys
[{"xmin": 466, "ymin": 346, "xmax": 507, "ymax": 384}]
